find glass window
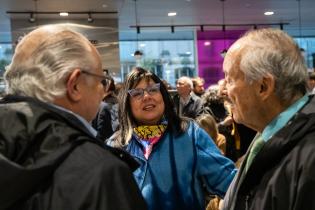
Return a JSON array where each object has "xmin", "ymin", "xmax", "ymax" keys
[
  {"xmin": 0, "ymin": 44, "xmax": 13, "ymax": 96},
  {"xmin": 119, "ymin": 40, "xmax": 196, "ymax": 87},
  {"xmin": 295, "ymin": 38, "xmax": 315, "ymax": 70}
]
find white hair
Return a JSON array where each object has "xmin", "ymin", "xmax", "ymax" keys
[
  {"xmin": 178, "ymin": 76, "xmax": 193, "ymax": 89},
  {"xmin": 229, "ymin": 28, "xmax": 308, "ymax": 102},
  {"xmin": 4, "ymin": 24, "xmax": 97, "ymax": 102}
]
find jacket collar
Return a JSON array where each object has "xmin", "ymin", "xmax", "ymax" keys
[{"xmin": 239, "ymin": 95, "xmax": 315, "ymax": 193}]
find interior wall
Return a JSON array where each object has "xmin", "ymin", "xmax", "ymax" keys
[
  {"xmin": 10, "ymin": 18, "xmax": 120, "ymax": 77},
  {"xmin": 196, "ymin": 30, "xmax": 246, "ymax": 87}
]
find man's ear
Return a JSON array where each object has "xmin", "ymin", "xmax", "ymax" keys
[
  {"xmin": 66, "ymin": 69, "xmax": 83, "ymax": 102},
  {"xmin": 259, "ymin": 73, "xmax": 275, "ymax": 100}
]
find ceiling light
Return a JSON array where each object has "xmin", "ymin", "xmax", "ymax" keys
[
  {"xmin": 204, "ymin": 41, "xmax": 211, "ymax": 46},
  {"xmin": 264, "ymin": 11, "xmax": 274, "ymax": 16},
  {"xmin": 59, "ymin": 12, "xmax": 69, "ymax": 17},
  {"xmin": 87, "ymin": 13, "xmax": 94, "ymax": 23},
  {"xmin": 168, "ymin": 12, "xmax": 177, "ymax": 17},
  {"xmin": 28, "ymin": 13, "xmax": 36, "ymax": 23},
  {"xmin": 102, "ymin": 4, "xmax": 108, "ymax": 8},
  {"xmin": 139, "ymin": 43, "xmax": 146, "ymax": 47}
]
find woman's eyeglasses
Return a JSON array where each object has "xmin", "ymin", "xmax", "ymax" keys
[
  {"xmin": 128, "ymin": 83, "xmax": 161, "ymax": 100},
  {"xmin": 81, "ymin": 70, "xmax": 108, "ymax": 87}
]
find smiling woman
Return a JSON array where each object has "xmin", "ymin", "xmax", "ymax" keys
[{"xmin": 108, "ymin": 67, "xmax": 237, "ymax": 210}]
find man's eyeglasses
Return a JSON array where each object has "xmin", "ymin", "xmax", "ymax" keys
[
  {"xmin": 128, "ymin": 83, "xmax": 161, "ymax": 100},
  {"xmin": 81, "ymin": 70, "xmax": 108, "ymax": 87}
]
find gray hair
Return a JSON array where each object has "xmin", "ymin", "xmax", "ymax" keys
[
  {"xmin": 178, "ymin": 76, "xmax": 193, "ymax": 89},
  {"xmin": 229, "ymin": 28, "xmax": 308, "ymax": 102},
  {"xmin": 5, "ymin": 24, "xmax": 97, "ymax": 102}
]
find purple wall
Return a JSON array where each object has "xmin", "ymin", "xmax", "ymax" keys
[{"xmin": 197, "ymin": 30, "xmax": 246, "ymax": 87}]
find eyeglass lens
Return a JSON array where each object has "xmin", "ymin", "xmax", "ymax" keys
[{"xmin": 129, "ymin": 83, "xmax": 160, "ymax": 99}]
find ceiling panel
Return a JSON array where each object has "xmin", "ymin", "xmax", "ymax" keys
[{"xmin": 0, "ymin": 0, "xmax": 315, "ymax": 43}]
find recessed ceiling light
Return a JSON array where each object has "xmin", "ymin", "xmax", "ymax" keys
[
  {"xmin": 102, "ymin": 4, "xmax": 108, "ymax": 8},
  {"xmin": 59, "ymin": 12, "xmax": 69, "ymax": 17},
  {"xmin": 139, "ymin": 43, "xmax": 146, "ymax": 47},
  {"xmin": 168, "ymin": 12, "xmax": 177, "ymax": 17},
  {"xmin": 204, "ymin": 41, "xmax": 211, "ymax": 46},
  {"xmin": 264, "ymin": 11, "xmax": 274, "ymax": 16}
]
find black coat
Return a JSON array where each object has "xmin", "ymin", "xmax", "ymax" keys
[
  {"xmin": 173, "ymin": 93, "xmax": 204, "ymax": 119},
  {"xmin": 223, "ymin": 95, "xmax": 315, "ymax": 210},
  {"xmin": 0, "ymin": 95, "xmax": 147, "ymax": 210},
  {"xmin": 92, "ymin": 102, "xmax": 119, "ymax": 141}
]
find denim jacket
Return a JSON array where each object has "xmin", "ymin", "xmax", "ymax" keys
[{"xmin": 126, "ymin": 121, "xmax": 237, "ymax": 210}]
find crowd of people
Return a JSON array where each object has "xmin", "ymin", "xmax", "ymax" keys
[{"xmin": 1, "ymin": 24, "xmax": 315, "ymax": 210}]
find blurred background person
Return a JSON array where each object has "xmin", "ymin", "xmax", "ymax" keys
[
  {"xmin": 109, "ymin": 67, "xmax": 236, "ymax": 210},
  {"xmin": 92, "ymin": 75, "xmax": 119, "ymax": 141},
  {"xmin": 196, "ymin": 114, "xmax": 226, "ymax": 155},
  {"xmin": 308, "ymin": 71, "xmax": 315, "ymax": 94},
  {"xmin": 192, "ymin": 76, "xmax": 205, "ymax": 97},
  {"xmin": 202, "ymin": 84, "xmax": 237, "ymax": 161},
  {"xmin": 173, "ymin": 76, "xmax": 204, "ymax": 119}
]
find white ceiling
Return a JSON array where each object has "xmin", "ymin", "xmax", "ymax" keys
[{"xmin": 1, "ymin": 0, "xmax": 315, "ymax": 43}]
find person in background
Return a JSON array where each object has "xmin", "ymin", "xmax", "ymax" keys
[
  {"xmin": 173, "ymin": 76, "xmax": 204, "ymax": 119},
  {"xmin": 192, "ymin": 76, "xmax": 205, "ymax": 97},
  {"xmin": 103, "ymin": 68, "xmax": 109, "ymax": 76},
  {"xmin": 162, "ymin": 79, "xmax": 173, "ymax": 90},
  {"xmin": 92, "ymin": 76, "xmax": 119, "ymax": 141},
  {"xmin": 109, "ymin": 67, "xmax": 237, "ymax": 210},
  {"xmin": 196, "ymin": 114, "xmax": 226, "ymax": 155},
  {"xmin": 222, "ymin": 28, "xmax": 315, "ymax": 210},
  {"xmin": 202, "ymin": 84, "xmax": 237, "ymax": 161},
  {"xmin": 0, "ymin": 24, "xmax": 147, "ymax": 210},
  {"xmin": 308, "ymin": 71, "xmax": 315, "ymax": 94}
]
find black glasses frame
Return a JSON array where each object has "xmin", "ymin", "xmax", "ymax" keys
[{"xmin": 81, "ymin": 70, "xmax": 109, "ymax": 87}]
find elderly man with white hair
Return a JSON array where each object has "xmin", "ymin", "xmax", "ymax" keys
[
  {"xmin": 222, "ymin": 28, "xmax": 315, "ymax": 210},
  {"xmin": 173, "ymin": 76, "xmax": 204, "ymax": 119},
  {"xmin": 0, "ymin": 25, "xmax": 147, "ymax": 210}
]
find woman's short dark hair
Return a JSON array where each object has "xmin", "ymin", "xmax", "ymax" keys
[{"xmin": 115, "ymin": 67, "xmax": 186, "ymax": 146}]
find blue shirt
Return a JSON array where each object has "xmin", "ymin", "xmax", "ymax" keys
[
  {"xmin": 48, "ymin": 103, "xmax": 97, "ymax": 137},
  {"xmin": 262, "ymin": 94, "xmax": 309, "ymax": 142}
]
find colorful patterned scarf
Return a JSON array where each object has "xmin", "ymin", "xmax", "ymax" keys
[{"xmin": 133, "ymin": 123, "xmax": 167, "ymax": 159}]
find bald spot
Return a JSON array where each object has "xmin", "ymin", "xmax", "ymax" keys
[{"xmin": 13, "ymin": 25, "xmax": 96, "ymax": 65}]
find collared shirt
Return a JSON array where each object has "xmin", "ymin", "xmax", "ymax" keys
[
  {"xmin": 179, "ymin": 94, "xmax": 191, "ymax": 115},
  {"xmin": 261, "ymin": 94, "xmax": 309, "ymax": 142},
  {"xmin": 48, "ymin": 103, "xmax": 97, "ymax": 137}
]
